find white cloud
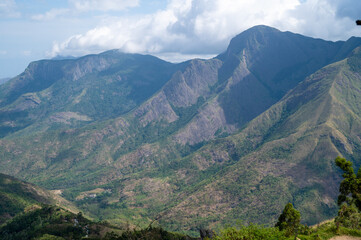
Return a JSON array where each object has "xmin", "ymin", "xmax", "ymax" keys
[
  {"xmin": 22, "ymin": 50, "xmax": 31, "ymax": 56},
  {"xmin": 0, "ymin": 50, "xmax": 7, "ymax": 55},
  {"xmin": 49, "ymin": 0, "xmax": 361, "ymax": 60},
  {"xmin": 283, "ymin": 0, "xmax": 360, "ymax": 41},
  {"xmin": 69, "ymin": 0, "xmax": 139, "ymax": 12},
  {"xmin": 32, "ymin": 0, "xmax": 139, "ymax": 21},
  {"xmin": 0, "ymin": 0, "xmax": 20, "ymax": 18},
  {"xmin": 32, "ymin": 8, "xmax": 70, "ymax": 21}
]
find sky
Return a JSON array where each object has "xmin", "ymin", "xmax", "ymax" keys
[{"xmin": 1, "ymin": 0, "xmax": 361, "ymax": 78}]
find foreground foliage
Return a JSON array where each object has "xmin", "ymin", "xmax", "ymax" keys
[
  {"xmin": 334, "ymin": 156, "xmax": 361, "ymax": 231},
  {"xmin": 104, "ymin": 226, "xmax": 195, "ymax": 240},
  {"xmin": 214, "ymin": 222, "xmax": 361, "ymax": 240},
  {"xmin": 214, "ymin": 224, "xmax": 287, "ymax": 240}
]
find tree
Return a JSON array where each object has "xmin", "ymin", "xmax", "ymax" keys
[
  {"xmin": 335, "ymin": 156, "xmax": 361, "ymax": 211},
  {"xmin": 335, "ymin": 203, "xmax": 361, "ymax": 229},
  {"xmin": 275, "ymin": 203, "xmax": 301, "ymax": 236},
  {"xmin": 335, "ymin": 156, "xmax": 361, "ymax": 230}
]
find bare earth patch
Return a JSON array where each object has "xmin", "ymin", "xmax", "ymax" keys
[{"xmin": 329, "ymin": 236, "xmax": 361, "ymax": 240}]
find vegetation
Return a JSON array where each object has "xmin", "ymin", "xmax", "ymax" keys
[
  {"xmin": 213, "ymin": 219, "xmax": 361, "ymax": 240},
  {"xmin": 214, "ymin": 224, "xmax": 287, "ymax": 240}
]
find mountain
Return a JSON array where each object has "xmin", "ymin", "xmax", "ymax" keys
[
  {"xmin": 1, "ymin": 25, "xmax": 361, "ymax": 234},
  {"xmin": 0, "ymin": 51, "xmax": 180, "ymax": 137}
]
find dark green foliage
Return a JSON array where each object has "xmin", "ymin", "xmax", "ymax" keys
[
  {"xmin": 335, "ymin": 156, "xmax": 361, "ymax": 211},
  {"xmin": 275, "ymin": 203, "xmax": 301, "ymax": 236},
  {"xmin": 335, "ymin": 203, "xmax": 361, "ymax": 229},
  {"xmin": 335, "ymin": 156, "xmax": 361, "ymax": 230},
  {"xmin": 104, "ymin": 226, "xmax": 195, "ymax": 240}
]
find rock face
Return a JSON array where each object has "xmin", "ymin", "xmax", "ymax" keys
[
  {"xmin": 1, "ymin": 25, "xmax": 361, "ymax": 234},
  {"xmin": 134, "ymin": 91, "xmax": 179, "ymax": 126},
  {"xmin": 163, "ymin": 59, "xmax": 222, "ymax": 107}
]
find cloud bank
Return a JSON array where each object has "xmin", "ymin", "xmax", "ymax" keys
[
  {"xmin": 32, "ymin": 0, "xmax": 139, "ymax": 20},
  {"xmin": 0, "ymin": 0, "xmax": 20, "ymax": 18},
  {"xmin": 48, "ymin": 0, "xmax": 361, "ymax": 61},
  {"xmin": 69, "ymin": 0, "xmax": 139, "ymax": 12}
]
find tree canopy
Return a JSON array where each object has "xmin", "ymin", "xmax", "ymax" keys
[
  {"xmin": 335, "ymin": 156, "xmax": 361, "ymax": 211},
  {"xmin": 275, "ymin": 203, "xmax": 301, "ymax": 236}
]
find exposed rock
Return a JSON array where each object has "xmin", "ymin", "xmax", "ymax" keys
[
  {"xmin": 173, "ymin": 97, "xmax": 236, "ymax": 145},
  {"xmin": 49, "ymin": 112, "xmax": 92, "ymax": 124},
  {"xmin": 163, "ymin": 59, "xmax": 222, "ymax": 107},
  {"xmin": 134, "ymin": 91, "xmax": 178, "ymax": 126}
]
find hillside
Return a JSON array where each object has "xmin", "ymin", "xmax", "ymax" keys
[
  {"xmin": 0, "ymin": 26, "xmax": 361, "ymax": 234},
  {"xmin": 0, "ymin": 173, "xmax": 78, "ymax": 225},
  {"xmin": 0, "ymin": 174, "xmax": 196, "ymax": 239}
]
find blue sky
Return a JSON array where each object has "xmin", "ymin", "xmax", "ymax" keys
[{"xmin": 1, "ymin": 0, "xmax": 361, "ymax": 78}]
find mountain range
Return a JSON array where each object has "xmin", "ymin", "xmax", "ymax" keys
[{"xmin": 1, "ymin": 25, "xmax": 361, "ymax": 235}]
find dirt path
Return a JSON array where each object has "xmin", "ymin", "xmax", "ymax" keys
[{"xmin": 329, "ymin": 236, "xmax": 361, "ymax": 240}]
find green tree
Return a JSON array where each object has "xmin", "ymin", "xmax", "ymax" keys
[
  {"xmin": 275, "ymin": 203, "xmax": 301, "ymax": 236},
  {"xmin": 335, "ymin": 156, "xmax": 361, "ymax": 230},
  {"xmin": 335, "ymin": 156, "xmax": 361, "ymax": 210},
  {"xmin": 335, "ymin": 203, "xmax": 361, "ymax": 229}
]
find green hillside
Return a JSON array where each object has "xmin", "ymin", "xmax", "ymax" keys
[
  {"xmin": 1, "ymin": 26, "xmax": 361, "ymax": 235},
  {"xmin": 0, "ymin": 173, "xmax": 78, "ymax": 225},
  {"xmin": 0, "ymin": 173, "xmax": 197, "ymax": 240}
]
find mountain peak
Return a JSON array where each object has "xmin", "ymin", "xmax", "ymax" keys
[
  {"xmin": 242, "ymin": 24, "xmax": 280, "ymax": 33},
  {"xmin": 220, "ymin": 25, "xmax": 281, "ymax": 57}
]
